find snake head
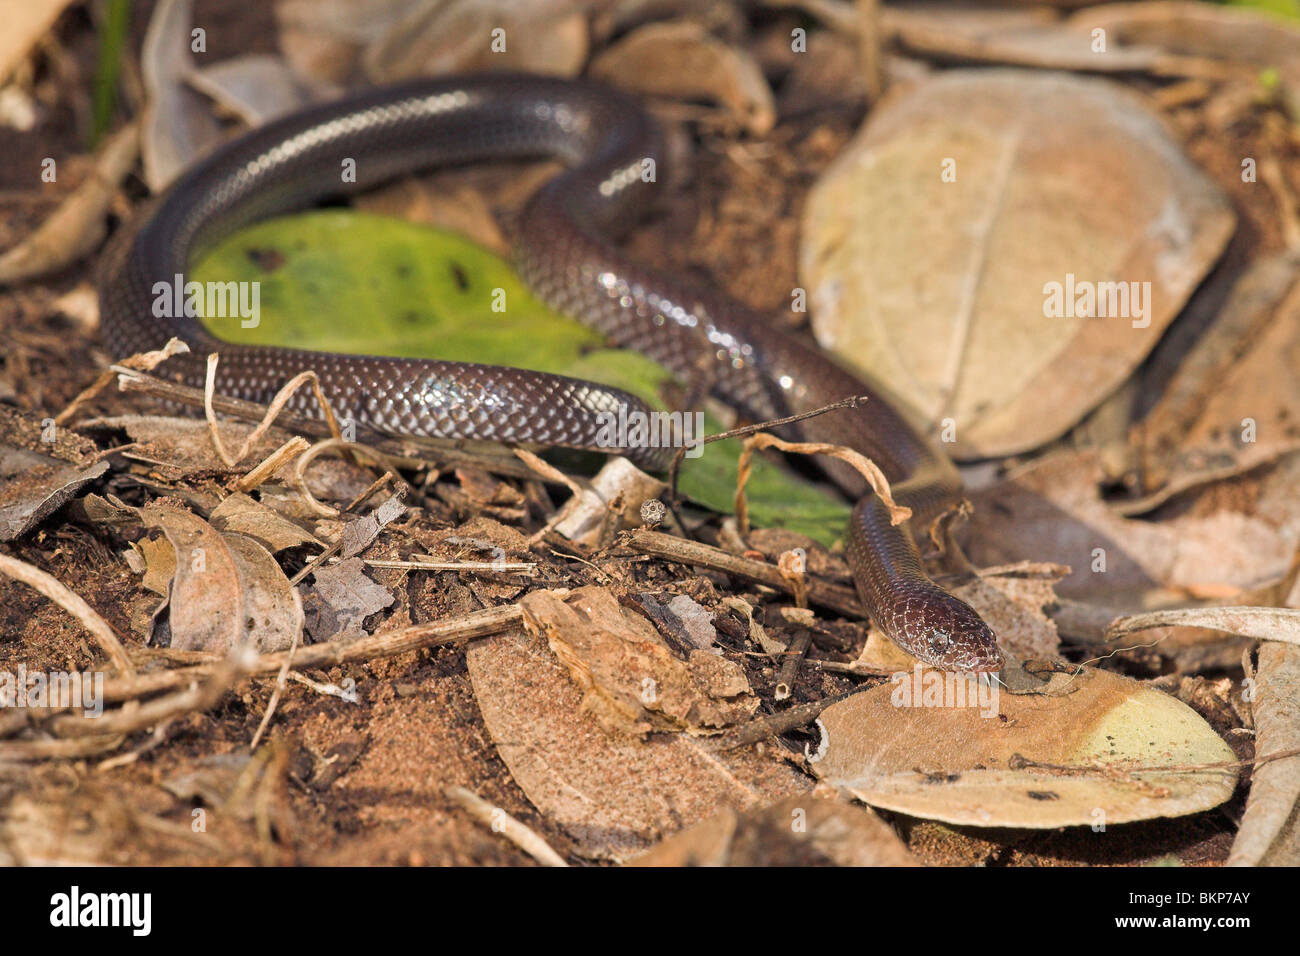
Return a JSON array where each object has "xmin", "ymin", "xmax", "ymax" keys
[{"xmin": 891, "ymin": 591, "xmax": 1004, "ymax": 674}]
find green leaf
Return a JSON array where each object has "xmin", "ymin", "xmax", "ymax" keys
[{"xmin": 191, "ymin": 210, "xmax": 852, "ymax": 544}]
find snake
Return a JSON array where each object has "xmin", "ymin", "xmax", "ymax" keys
[{"xmin": 97, "ymin": 73, "xmax": 1003, "ymax": 673}]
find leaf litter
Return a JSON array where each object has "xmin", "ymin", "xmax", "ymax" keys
[{"xmin": 3, "ymin": 0, "xmax": 1300, "ymax": 867}]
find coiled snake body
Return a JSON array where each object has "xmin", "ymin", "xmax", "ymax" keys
[{"xmin": 98, "ymin": 74, "xmax": 1003, "ymax": 673}]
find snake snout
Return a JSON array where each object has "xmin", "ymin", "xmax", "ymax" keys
[{"xmin": 896, "ymin": 592, "xmax": 1004, "ymax": 674}]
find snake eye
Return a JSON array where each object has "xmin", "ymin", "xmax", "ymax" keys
[{"xmin": 928, "ymin": 631, "xmax": 952, "ymax": 654}]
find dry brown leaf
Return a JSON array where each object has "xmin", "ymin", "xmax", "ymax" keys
[
  {"xmin": 302, "ymin": 556, "xmax": 395, "ymax": 642},
  {"xmin": 966, "ymin": 450, "xmax": 1294, "ymax": 605},
  {"xmin": 519, "ymin": 587, "xmax": 757, "ymax": 736},
  {"xmin": 631, "ymin": 793, "xmax": 918, "ymax": 866},
  {"xmin": 884, "ymin": 6, "xmax": 1160, "ymax": 73},
  {"xmin": 590, "ymin": 20, "xmax": 776, "ymax": 134},
  {"xmin": 1228, "ymin": 642, "xmax": 1300, "ymax": 866},
  {"xmin": 1072, "ymin": 1, "xmax": 1300, "ymax": 117},
  {"xmin": 209, "ymin": 492, "xmax": 322, "ymax": 553},
  {"xmin": 187, "ymin": 53, "xmax": 311, "ymax": 126},
  {"xmin": 465, "ymin": 627, "xmax": 809, "ymax": 861},
  {"xmin": 222, "ymin": 532, "xmax": 303, "ymax": 654},
  {"xmin": 139, "ymin": 500, "xmax": 246, "ymax": 652},
  {"xmin": 1150, "ymin": 255, "xmax": 1300, "ymax": 494},
  {"xmin": 809, "ymin": 664, "xmax": 1237, "ymax": 828},
  {"xmin": 1108, "ymin": 606, "xmax": 1300, "ymax": 644},
  {"xmin": 0, "ymin": 450, "xmax": 107, "ymax": 541},
  {"xmin": 801, "ymin": 69, "xmax": 1234, "ymax": 458}
]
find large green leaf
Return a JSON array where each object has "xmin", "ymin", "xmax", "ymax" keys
[{"xmin": 192, "ymin": 210, "xmax": 852, "ymax": 544}]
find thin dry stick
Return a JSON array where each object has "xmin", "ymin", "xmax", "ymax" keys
[
  {"xmin": 1010, "ymin": 746, "xmax": 1300, "ymax": 778},
  {"xmin": 343, "ymin": 471, "xmax": 394, "ymax": 513},
  {"xmin": 0, "ymin": 553, "xmax": 136, "ymax": 677},
  {"xmin": 774, "ymin": 628, "xmax": 814, "ymax": 702},
  {"xmin": 722, "ymin": 688, "xmax": 861, "ymax": 749},
  {"xmin": 50, "ymin": 651, "xmax": 250, "ymax": 738},
  {"xmin": 234, "ymin": 436, "xmax": 311, "ymax": 493},
  {"xmin": 624, "ymin": 528, "xmax": 865, "ymax": 618},
  {"xmin": 735, "ymin": 432, "xmax": 906, "ymax": 534},
  {"xmin": 250, "ymin": 627, "xmax": 301, "ymax": 751},
  {"xmin": 99, "ymin": 603, "xmax": 524, "ymax": 704},
  {"xmin": 55, "ymin": 338, "xmax": 190, "ymax": 426},
  {"xmin": 446, "ymin": 786, "xmax": 568, "ymax": 867}
]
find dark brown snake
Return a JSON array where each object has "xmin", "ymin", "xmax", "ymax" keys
[{"xmin": 97, "ymin": 74, "xmax": 1003, "ymax": 673}]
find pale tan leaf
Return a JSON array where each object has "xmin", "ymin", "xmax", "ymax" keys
[
  {"xmin": 801, "ymin": 70, "xmax": 1233, "ymax": 458},
  {"xmin": 809, "ymin": 663, "xmax": 1237, "ymax": 828}
]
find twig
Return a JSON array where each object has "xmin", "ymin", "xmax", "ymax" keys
[
  {"xmin": 250, "ymin": 627, "xmax": 301, "ymax": 751},
  {"xmin": 99, "ymin": 603, "xmax": 524, "ymax": 704},
  {"xmin": 55, "ymin": 337, "xmax": 190, "ymax": 426},
  {"xmin": 623, "ymin": 528, "xmax": 864, "ymax": 618},
  {"xmin": 446, "ymin": 786, "xmax": 568, "ymax": 867},
  {"xmin": 722, "ymin": 688, "xmax": 861, "ymax": 749},
  {"xmin": 774, "ymin": 613, "xmax": 815, "ymax": 702},
  {"xmin": 0, "ymin": 552, "xmax": 135, "ymax": 677}
]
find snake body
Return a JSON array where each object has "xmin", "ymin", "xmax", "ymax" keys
[{"xmin": 98, "ymin": 74, "xmax": 1003, "ymax": 672}]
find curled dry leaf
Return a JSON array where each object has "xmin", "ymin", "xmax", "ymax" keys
[
  {"xmin": 590, "ymin": 20, "xmax": 776, "ymax": 135},
  {"xmin": 141, "ymin": 0, "xmax": 222, "ymax": 191},
  {"xmin": 1070, "ymin": 1, "xmax": 1300, "ymax": 119},
  {"xmin": 801, "ymin": 69, "xmax": 1234, "ymax": 458},
  {"xmin": 222, "ymin": 533, "xmax": 303, "ymax": 654},
  {"xmin": 187, "ymin": 53, "xmax": 312, "ymax": 126},
  {"xmin": 139, "ymin": 500, "xmax": 304, "ymax": 653},
  {"xmin": 139, "ymin": 500, "xmax": 246, "ymax": 652},
  {"xmin": 1107, "ymin": 606, "xmax": 1300, "ymax": 645},
  {"xmin": 1228, "ymin": 642, "xmax": 1300, "ymax": 866},
  {"xmin": 466, "ymin": 626, "xmax": 809, "ymax": 861},
  {"xmin": 632, "ymin": 793, "xmax": 918, "ymax": 867},
  {"xmin": 209, "ymin": 492, "xmax": 322, "ymax": 553},
  {"xmin": 810, "ymin": 664, "xmax": 1237, "ymax": 828},
  {"xmin": 519, "ymin": 586, "xmax": 757, "ymax": 736},
  {"xmin": 966, "ymin": 450, "xmax": 1295, "ymax": 606},
  {"xmin": 0, "ymin": 449, "xmax": 107, "ymax": 541},
  {"xmin": 884, "ymin": 6, "xmax": 1161, "ymax": 74},
  {"xmin": 1145, "ymin": 253, "xmax": 1300, "ymax": 499}
]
